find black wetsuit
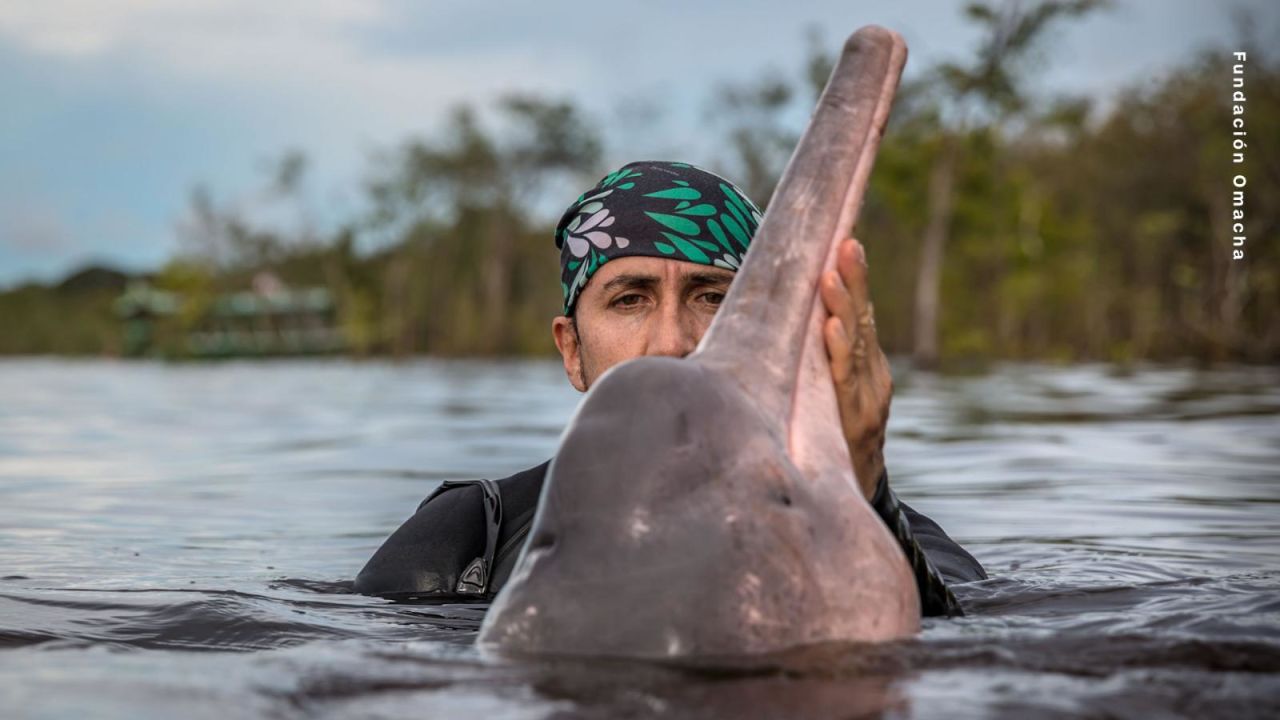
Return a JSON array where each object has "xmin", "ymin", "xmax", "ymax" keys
[{"xmin": 355, "ymin": 460, "xmax": 986, "ymax": 616}]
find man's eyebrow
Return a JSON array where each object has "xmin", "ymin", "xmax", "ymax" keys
[
  {"xmin": 598, "ymin": 270, "xmax": 733, "ymax": 296},
  {"xmin": 599, "ymin": 274, "xmax": 660, "ymax": 293},
  {"xmin": 683, "ymin": 271, "xmax": 734, "ymax": 288}
]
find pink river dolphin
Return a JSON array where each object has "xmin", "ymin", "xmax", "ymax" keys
[{"xmin": 479, "ymin": 26, "xmax": 916, "ymax": 659}]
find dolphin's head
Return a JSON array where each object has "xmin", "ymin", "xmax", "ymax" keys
[{"xmin": 479, "ymin": 357, "xmax": 829, "ymax": 657}]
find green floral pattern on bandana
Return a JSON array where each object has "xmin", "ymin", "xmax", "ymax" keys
[{"xmin": 556, "ymin": 161, "xmax": 763, "ymax": 315}]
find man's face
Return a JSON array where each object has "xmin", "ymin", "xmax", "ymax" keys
[{"xmin": 552, "ymin": 256, "xmax": 735, "ymax": 391}]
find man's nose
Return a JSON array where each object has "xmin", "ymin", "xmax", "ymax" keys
[{"xmin": 647, "ymin": 302, "xmax": 699, "ymax": 358}]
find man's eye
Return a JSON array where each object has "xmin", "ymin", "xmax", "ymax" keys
[
  {"xmin": 612, "ymin": 294, "xmax": 645, "ymax": 308},
  {"xmin": 700, "ymin": 291, "xmax": 726, "ymax": 306}
]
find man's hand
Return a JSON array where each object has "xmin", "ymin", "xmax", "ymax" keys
[{"xmin": 819, "ymin": 238, "xmax": 893, "ymax": 501}]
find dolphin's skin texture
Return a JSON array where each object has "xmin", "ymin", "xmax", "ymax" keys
[{"xmin": 478, "ymin": 26, "xmax": 915, "ymax": 659}]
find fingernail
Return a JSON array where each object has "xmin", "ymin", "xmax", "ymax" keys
[{"xmin": 853, "ymin": 241, "xmax": 866, "ymax": 265}]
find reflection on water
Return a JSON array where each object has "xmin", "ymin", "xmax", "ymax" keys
[{"xmin": 0, "ymin": 359, "xmax": 1277, "ymax": 718}]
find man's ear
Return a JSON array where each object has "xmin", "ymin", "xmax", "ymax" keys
[{"xmin": 552, "ymin": 315, "xmax": 587, "ymax": 392}]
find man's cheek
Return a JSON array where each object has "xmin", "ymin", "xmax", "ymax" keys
[{"xmin": 602, "ymin": 331, "xmax": 640, "ymax": 366}]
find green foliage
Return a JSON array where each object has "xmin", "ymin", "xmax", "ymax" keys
[
  {"xmin": 0, "ymin": 273, "xmax": 122, "ymax": 355},
  {"xmin": 353, "ymin": 95, "xmax": 603, "ymax": 356}
]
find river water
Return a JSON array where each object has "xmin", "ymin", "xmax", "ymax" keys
[{"xmin": 1, "ymin": 358, "xmax": 1277, "ymax": 718}]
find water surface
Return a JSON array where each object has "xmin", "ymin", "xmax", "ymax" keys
[{"xmin": 1, "ymin": 359, "xmax": 1277, "ymax": 718}]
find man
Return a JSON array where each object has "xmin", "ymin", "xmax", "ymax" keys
[{"xmin": 355, "ymin": 161, "xmax": 985, "ymax": 615}]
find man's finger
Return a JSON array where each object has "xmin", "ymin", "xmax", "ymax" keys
[
  {"xmin": 838, "ymin": 238, "xmax": 880, "ymax": 342},
  {"xmin": 837, "ymin": 239, "xmax": 872, "ymax": 320},
  {"xmin": 820, "ymin": 268, "xmax": 858, "ymax": 341},
  {"xmin": 824, "ymin": 315, "xmax": 853, "ymax": 385}
]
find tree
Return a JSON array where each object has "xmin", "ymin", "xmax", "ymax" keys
[
  {"xmin": 363, "ymin": 96, "xmax": 603, "ymax": 355},
  {"xmin": 911, "ymin": 0, "xmax": 1106, "ymax": 368}
]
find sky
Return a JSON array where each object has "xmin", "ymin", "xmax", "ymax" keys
[{"xmin": 1, "ymin": 0, "xmax": 1274, "ymax": 288}]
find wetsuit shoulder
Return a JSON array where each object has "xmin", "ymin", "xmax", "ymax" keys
[
  {"xmin": 897, "ymin": 497, "xmax": 988, "ymax": 584},
  {"xmin": 353, "ymin": 461, "xmax": 550, "ymax": 601}
]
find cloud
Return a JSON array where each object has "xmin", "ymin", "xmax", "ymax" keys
[
  {"xmin": 0, "ymin": 1, "xmax": 584, "ymax": 141},
  {"xmin": 0, "ymin": 1, "xmax": 590, "ymax": 287},
  {"xmin": 0, "ymin": 1, "xmax": 381, "ymax": 59}
]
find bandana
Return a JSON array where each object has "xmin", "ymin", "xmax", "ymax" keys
[{"xmin": 555, "ymin": 160, "xmax": 763, "ymax": 315}]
